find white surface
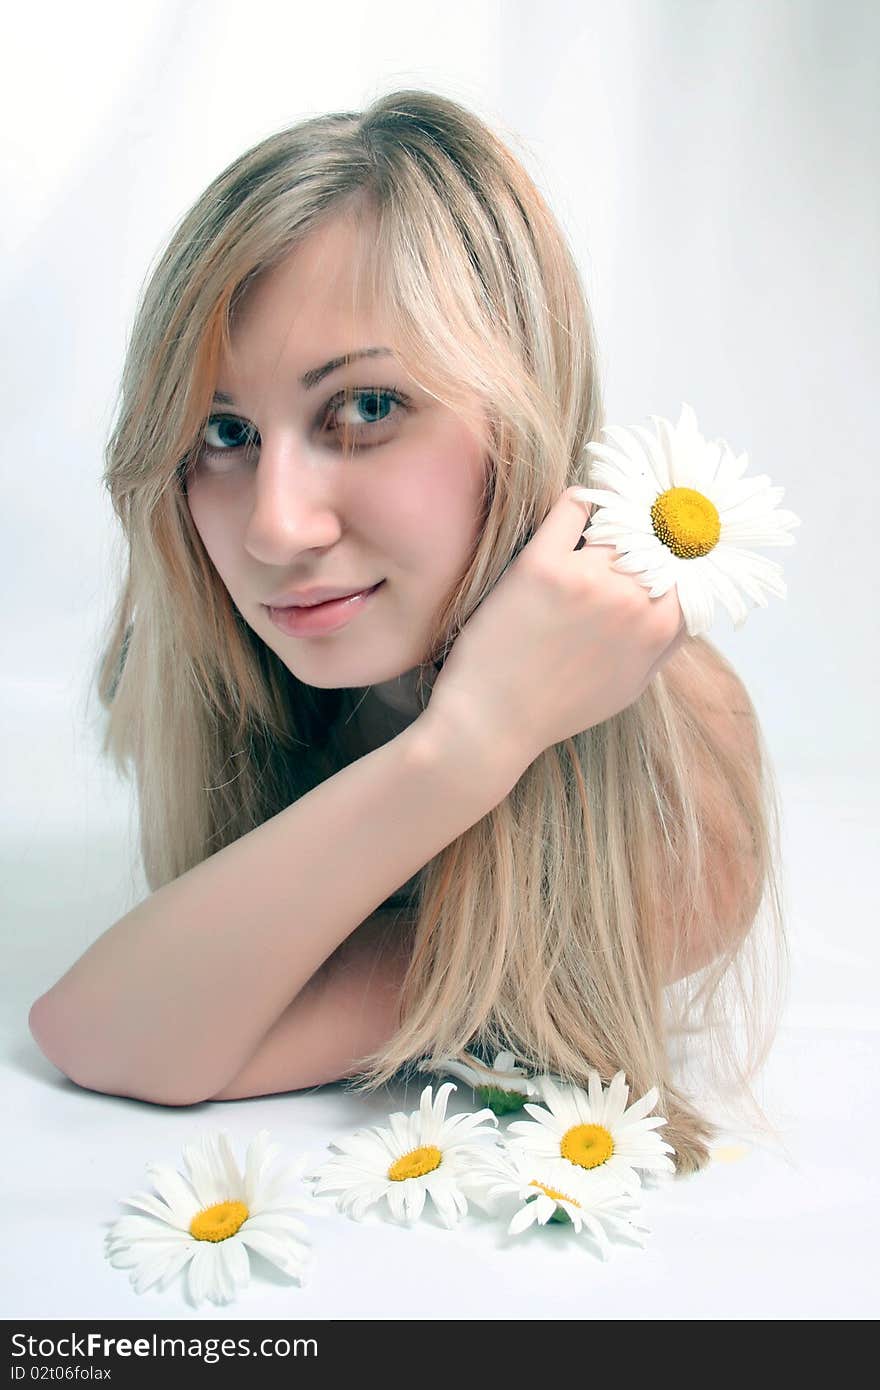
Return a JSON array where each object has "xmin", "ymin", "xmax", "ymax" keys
[{"xmin": 6, "ymin": 770, "xmax": 879, "ymax": 1320}]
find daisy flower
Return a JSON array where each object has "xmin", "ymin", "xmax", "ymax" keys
[
  {"xmin": 105, "ymin": 1130, "xmax": 313, "ymax": 1306},
  {"xmin": 304, "ymin": 1082, "xmax": 500, "ymax": 1228},
  {"xmin": 575, "ymin": 402, "xmax": 801, "ymax": 636},
  {"xmin": 507, "ymin": 1071, "xmax": 676, "ymax": 1196},
  {"xmin": 418, "ymin": 1047, "xmax": 540, "ymax": 1114},
  {"xmin": 463, "ymin": 1144, "xmax": 650, "ymax": 1260}
]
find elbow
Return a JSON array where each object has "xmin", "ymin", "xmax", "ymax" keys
[
  {"xmin": 29, "ymin": 992, "xmax": 71, "ymax": 1079},
  {"xmin": 28, "ymin": 994, "xmax": 209, "ymax": 1108}
]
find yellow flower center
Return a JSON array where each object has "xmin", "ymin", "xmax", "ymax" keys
[
  {"xmin": 651, "ymin": 486, "xmax": 721, "ymax": 558},
  {"xmin": 530, "ymin": 1179, "xmax": 581, "ymax": 1208},
  {"xmin": 560, "ymin": 1123, "xmax": 614, "ymax": 1169},
  {"xmin": 387, "ymin": 1145, "xmax": 443, "ymax": 1181},
  {"xmin": 188, "ymin": 1199, "xmax": 249, "ymax": 1242}
]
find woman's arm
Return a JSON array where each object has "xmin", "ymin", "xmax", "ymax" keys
[
  {"xmin": 28, "ymin": 710, "xmax": 522, "ymax": 1108},
  {"xmin": 209, "ymin": 909, "xmax": 413, "ymax": 1101}
]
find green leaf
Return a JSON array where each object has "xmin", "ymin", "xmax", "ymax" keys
[{"xmin": 477, "ymin": 1085, "xmax": 528, "ymax": 1116}]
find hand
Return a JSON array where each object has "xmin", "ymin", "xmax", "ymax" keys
[{"xmin": 426, "ymin": 487, "xmax": 688, "ymax": 771}]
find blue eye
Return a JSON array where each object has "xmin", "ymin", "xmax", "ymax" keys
[
  {"xmin": 199, "ymin": 387, "xmax": 410, "ymax": 464},
  {"xmin": 202, "ymin": 416, "xmax": 255, "ymax": 455}
]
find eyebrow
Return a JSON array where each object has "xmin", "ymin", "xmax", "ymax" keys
[{"xmin": 212, "ymin": 347, "xmax": 393, "ymax": 404}]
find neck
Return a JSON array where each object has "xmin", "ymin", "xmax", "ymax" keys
[{"xmin": 337, "ymin": 664, "xmax": 438, "ymax": 757}]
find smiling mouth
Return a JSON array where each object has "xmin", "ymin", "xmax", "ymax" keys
[{"xmin": 264, "ymin": 581, "xmax": 385, "ymax": 634}]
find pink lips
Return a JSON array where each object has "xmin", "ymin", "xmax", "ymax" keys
[
  {"xmin": 267, "ymin": 583, "xmax": 378, "ymax": 608},
  {"xmin": 266, "ymin": 581, "xmax": 384, "ymax": 636}
]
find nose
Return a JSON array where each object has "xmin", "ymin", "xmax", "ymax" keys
[{"xmin": 242, "ymin": 435, "xmax": 344, "ymax": 564}]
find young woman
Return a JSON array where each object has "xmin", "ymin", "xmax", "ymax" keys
[{"xmin": 29, "ymin": 90, "xmax": 787, "ymax": 1174}]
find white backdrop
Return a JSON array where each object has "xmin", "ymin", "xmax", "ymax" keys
[{"xmin": 2, "ymin": 0, "xmax": 877, "ymax": 1322}]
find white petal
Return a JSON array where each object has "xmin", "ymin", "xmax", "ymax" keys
[
  {"xmin": 526, "ymin": 1086, "xmax": 565, "ymax": 1122},
  {"xmin": 186, "ymin": 1243, "xmax": 215, "ymax": 1306},
  {"xmin": 427, "ymin": 1181, "xmax": 462, "ymax": 1228},
  {"xmin": 253, "ymin": 1178, "xmax": 314, "ymax": 1217},
  {"xmin": 587, "ymin": 1069, "xmax": 603, "ymax": 1116},
  {"xmin": 220, "ymin": 1237, "xmax": 251, "ymax": 1290},
  {"xmin": 107, "ymin": 1217, "xmax": 192, "ymax": 1247},
  {"xmin": 508, "ymin": 1202, "xmax": 540, "ymax": 1236},
  {"xmin": 145, "ymin": 1162, "xmax": 199, "ymax": 1217},
  {"xmin": 568, "ymin": 486, "xmax": 623, "ymax": 512},
  {"xmin": 621, "ymin": 1087, "xmax": 661, "ymax": 1126},
  {"xmin": 579, "ymin": 1213, "xmax": 613, "ymax": 1260},
  {"xmin": 629, "ymin": 424, "xmax": 672, "ymax": 488},
  {"xmin": 118, "ymin": 1189, "xmax": 187, "ymax": 1229},
  {"xmin": 106, "ymin": 1236, "xmax": 190, "ymax": 1270},
  {"xmin": 583, "ymin": 440, "xmax": 631, "ymax": 472},
  {"xmin": 236, "ymin": 1226, "xmax": 310, "ymax": 1280},
  {"xmin": 384, "ymin": 1180, "xmax": 408, "ymax": 1223},
  {"xmin": 605, "ymin": 1071, "xmax": 630, "ymax": 1127},
  {"xmin": 244, "ymin": 1211, "xmax": 309, "ymax": 1241},
  {"xmin": 422, "ymin": 1082, "xmax": 454, "ymax": 1139},
  {"xmin": 599, "ymin": 423, "xmax": 650, "ymax": 465},
  {"xmin": 609, "ymin": 545, "xmax": 667, "ymax": 580},
  {"xmin": 507, "ymin": 1128, "xmax": 561, "ymax": 1160},
  {"xmin": 243, "ymin": 1130, "xmax": 281, "ymax": 1205},
  {"xmin": 404, "ymin": 1180, "xmax": 429, "ymax": 1223},
  {"xmin": 215, "ymin": 1131, "xmax": 248, "ymax": 1199},
  {"xmin": 427, "ymin": 1059, "xmax": 479, "ymax": 1087},
  {"xmin": 183, "ymin": 1133, "xmax": 228, "ymax": 1207},
  {"xmin": 621, "ymin": 1115, "xmax": 669, "ymax": 1135},
  {"xmin": 209, "ymin": 1242, "xmax": 237, "ymax": 1305},
  {"xmin": 154, "ymin": 1246, "xmax": 195, "ymax": 1291},
  {"xmin": 533, "ymin": 1195, "xmax": 558, "ymax": 1226},
  {"xmin": 675, "ymin": 569, "xmax": 716, "ymax": 636},
  {"xmin": 130, "ymin": 1246, "xmax": 191, "ymax": 1295}
]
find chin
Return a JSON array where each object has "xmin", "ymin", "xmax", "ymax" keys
[{"xmin": 274, "ymin": 653, "xmax": 424, "ymax": 693}]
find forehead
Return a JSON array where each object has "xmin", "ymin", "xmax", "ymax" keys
[{"xmin": 224, "ymin": 214, "xmax": 386, "ymax": 375}]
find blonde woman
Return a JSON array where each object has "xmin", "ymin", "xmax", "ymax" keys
[{"xmin": 28, "ymin": 90, "xmax": 787, "ymax": 1174}]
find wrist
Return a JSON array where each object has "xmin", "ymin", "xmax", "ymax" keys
[{"xmin": 409, "ymin": 700, "xmax": 531, "ymax": 807}]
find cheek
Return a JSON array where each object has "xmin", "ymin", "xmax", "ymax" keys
[
  {"xmin": 388, "ymin": 448, "xmax": 485, "ymax": 562},
  {"xmin": 185, "ymin": 484, "xmax": 239, "ymax": 577}
]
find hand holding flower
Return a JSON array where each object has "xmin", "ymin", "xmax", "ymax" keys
[{"xmin": 427, "ymin": 486, "xmax": 687, "ymax": 770}]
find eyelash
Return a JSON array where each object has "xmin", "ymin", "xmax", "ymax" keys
[{"xmin": 199, "ymin": 387, "xmax": 411, "ymax": 463}]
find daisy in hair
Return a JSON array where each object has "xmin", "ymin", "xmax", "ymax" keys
[{"xmin": 576, "ymin": 402, "xmax": 801, "ymax": 636}]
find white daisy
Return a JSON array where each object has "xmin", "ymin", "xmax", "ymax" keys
[
  {"xmin": 575, "ymin": 402, "xmax": 801, "ymax": 636},
  {"xmin": 507, "ymin": 1070, "xmax": 676, "ymax": 1196},
  {"xmin": 303, "ymin": 1082, "xmax": 500, "ymax": 1228},
  {"xmin": 105, "ymin": 1130, "xmax": 314, "ymax": 1306},
  {"xmin": 462, "ymin": 1144, "xmax": 650, "ymax": 1260},
  {"xmin": 418, "ymin": 1048, "xmax": 540, "ymax": 1113}
]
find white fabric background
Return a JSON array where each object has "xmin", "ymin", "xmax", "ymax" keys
[{"xmin": 3, "ymin": 0, "xmax": 877, "ymax": 1320}]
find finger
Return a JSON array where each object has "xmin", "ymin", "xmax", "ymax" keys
[
  {"xmin": 643, "ymin": 619, "xmax": 689, "ymax": 686},
  {"xmin": 535, "ymin": 486, "xmax": 600, "ymax": 557}
]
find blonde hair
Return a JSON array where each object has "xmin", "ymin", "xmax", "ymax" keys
[{"xmin": 95, "ymin": 89, "xmax": 788, "ymax": 1173}]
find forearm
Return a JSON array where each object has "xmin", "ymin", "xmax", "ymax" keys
[
  {"xmin": 28, "ymin": 711, "xmax": 519, "ymax": 1107},
  {"xmin": 210, "ymin": 908, "xmax": 413, "ymax": 1101}
]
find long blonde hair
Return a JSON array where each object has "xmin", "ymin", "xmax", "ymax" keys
[{"xmin": 94, "ymin": 89, "xmax": 788, "ymax": 1173}]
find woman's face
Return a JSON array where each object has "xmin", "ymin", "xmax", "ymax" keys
[{"xmin": 185, "ymin": 214, "xmax": 489, "ymax": 705}]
